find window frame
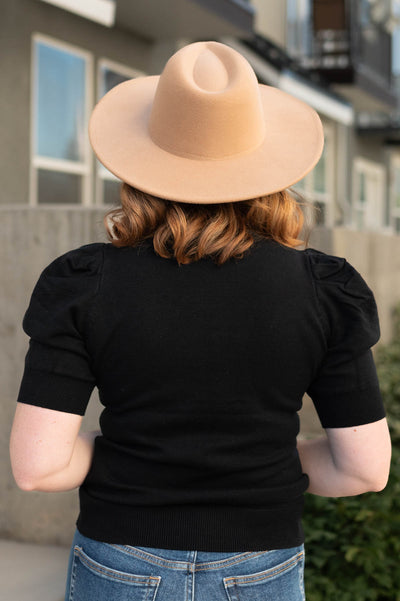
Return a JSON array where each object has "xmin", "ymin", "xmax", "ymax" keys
[
  {"xmin": 30, "ymin": 33, "xmax": 94, "ymax": 207},
  {"xmin": 286, "ymin": 0, "xmax": 312, "ymax": 59},
  {"xmin": 94, "ymin": 58, "xmax": 146, "ymax": 205},
  {"xmin": 351, "ymin": 157, "xmax": 386, "ymax": 232},
  {"xmin": 390, "ymin": 153, "xmax": 400, "ymax": 234},
  {"xmin": 293, "ymin": 121, "xmax": 335, "ymax": 228}
]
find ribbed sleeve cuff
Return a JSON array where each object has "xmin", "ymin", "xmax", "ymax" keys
[
  {"xmin": 312, "ymin": 383, "xmax": 386, "ymax": 429},
  {"xmin": 17, "ymin": 368, "xmax": 95, "ymax": 415}
]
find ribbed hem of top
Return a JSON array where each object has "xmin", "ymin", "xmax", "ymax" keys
[{"xmin": 77, "ymin": 488, "xmax": 305, "ymax": 552}]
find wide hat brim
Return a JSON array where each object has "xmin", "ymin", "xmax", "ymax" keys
[{"xmin": 89, "ymin": 76, "xmax": 324, "ymax": 204}]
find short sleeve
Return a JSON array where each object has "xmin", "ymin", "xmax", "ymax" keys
[
  {"xmin": 305, "ymin": 249, "xmax": 386, "ymax": 428},
  {"xmin": 17, "ymin": 244, "xmax": 104, "ymax": 415}
]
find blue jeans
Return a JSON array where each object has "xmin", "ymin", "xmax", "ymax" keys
[{"xmin": 65, "ymin": 529, "xmax": 305, "ymax": 601}]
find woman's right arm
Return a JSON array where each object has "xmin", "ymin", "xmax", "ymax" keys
[{"xmin": 297, "ymin": 417, "xmax": 391, "ymax": 497}]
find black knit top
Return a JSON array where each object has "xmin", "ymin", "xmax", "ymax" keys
[{"xmin": 17, "ymin": 238, "xmax": 385, "ymax": 551}]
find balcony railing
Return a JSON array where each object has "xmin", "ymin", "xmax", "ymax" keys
[
  {"xmin": 295, "ymin": 0, "xmax": 397, "ymax": 109},
  {"xmin": 357, "ymin": 111, "xmax": 400, "ymax": 139}
]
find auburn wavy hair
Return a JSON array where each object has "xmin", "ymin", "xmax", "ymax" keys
[{"xmin": 104, "ymin": 183, "xmax": 311, "ymax": 265}]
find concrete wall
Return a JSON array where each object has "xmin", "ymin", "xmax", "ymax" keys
[
  {"xmin": 310, "ymin": 226, "xmax": 400, "ymax": 344},
  {"xmin": 0, "ymin": 208, "xmax": 106, "ymax": 546},
  {"xmin": 299, "ymin": 226, "xmax": 400, "ymax": 439}
]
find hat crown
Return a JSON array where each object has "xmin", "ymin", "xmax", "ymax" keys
[
  {"xmin": 192, "ymin": 49, "xmax": 229, "ymax": 91},
  {"xmin": 148, "ymin": 41, "xmax": 266, "ymax": 160}
]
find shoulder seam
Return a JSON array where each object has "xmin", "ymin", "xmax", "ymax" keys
[
  {"xmin": 304, "ymin": 251, "xmax": 330, "ymax": 344},
  {"xmin": 84, "ymin": 244, "xmax": 105, "ymax": 342}
]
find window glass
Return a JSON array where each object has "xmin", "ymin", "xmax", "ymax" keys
[
  {"xmin": 353, "ymin": 160, "xmax": 385, "ymax": 232},
  {"xmin": 395, "ymin": 166, "xmax": 400, "ymax": 209},
  {"xmin": 286, "ymin": 0, "xmax": 312, "ymax": 58},
  {"xmin": 36, "ymin": 41, "xmax": 86, "ymax": 161},
  {"xmin": 97, "ymin": 65, "xmax": 133, "ymax": 203},
  {"xmin": 358, "ymin": 172, "xmax": 366, "ymax": 204},
  {"xmin": 103, "ymin": 179, "xmax": 121, "ymax": 205},
  {"xmin": 38, "ymin": 169, "xmax": 81, "ymax": 204},
  {"xmin": 313, "ymin": 201, "xmax": 326, "ymax": 225},
  {"xmin": 100, "ymin": 66, "xmax": 129, "ymax": 96},
  {"xmin": 314, "ymin": 145, "xmax": 327, "ymax": 194},
  {"xmin": 360, "ymin": 0, "xmax": 371, "ymax": 27},
  {"xmin": 356, "ymin": 209, "xmax": 364, "ymax": 230}
]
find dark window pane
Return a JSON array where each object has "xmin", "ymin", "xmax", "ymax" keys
[
  {"xmin": 314, "ymin": 0, "xmax": 346, "ymax": 30},
  {"xmin": 395, "ymin": 168, "xmax": 400, "ymax": 210},
  {"xmin": 101, "ymin": 67, "xmax": 129, "ymax": 96},
  {"xmin": 358, "ymin": 172, "xmax": 366, "ymax": 203},
  {"xmin": 287, "ymin": 0, "xmax": 312, "ymax": 58},
  {"xmin": 103, "ymin": 179, "xmax": 122, "ymax": 205},
  {"xmin": 314, "ymin": 150, "xmax": 326, "ymax": 194},
  {"xmin": 36, "ymin": 41, "xmax": 86, "ymax": 161},
  {"xmin": 38, "ymin": 169, "xmax": 81, "ymax": 204},
  {"xmin": 314, "ymin": 201, "xmax": 326, "ymax": 225},
  {"xmin": 294, "ymin": 176, "xmax": 306, "ymax": 191}
]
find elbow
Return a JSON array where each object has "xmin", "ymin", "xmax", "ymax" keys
[
  {"xmin": 366, "ymin": 472, "xmax": 390, "ymax": 493},
  {"xmin": 339, "ymin": 458, "xmax": 391, "ymax": 495},
  {"xmin": 365, "ymin": 450, "xmax": 392, "ymax": 493},
  {"xmin": 11, "ymin": 470, "xmax": 40, "ymax": 491},
  {"xmin": 10, "ymin": 459, "xmax": 52, "ymax": 491},
  {"xmin": 358, "ymin": 462, "xmax": 391, "ymax": 493},
  {"xmin": 10, "ymin": 457, "xmax": 42, "ymax": 491},
  {"xmin": 15, "ymin": 479, "xmax": 38, "ymax": 492}
]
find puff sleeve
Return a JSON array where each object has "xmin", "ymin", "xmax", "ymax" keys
[
  {"xmin": 17, "ymin": 244, "xmax": 104, "ymax": 415},
  {"xmin": 305, "ymin": 249, "xmax": 386, "ymax": 428}
]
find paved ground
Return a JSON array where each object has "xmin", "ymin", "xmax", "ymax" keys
[{"xmin": 0, "ymin": 539, "xmax": 70, "ymax": 601}]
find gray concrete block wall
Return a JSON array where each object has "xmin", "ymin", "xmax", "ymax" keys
[
  {"xmin": 299, "ymin": 227, "xmax": 400, "ymax": 442},
  {"xmin": 1, "ymin": 207, "xmax": 106, "ymax": 545},
  {"xmin": 330, "ymin": 228, "xmax": 400, "ymax": 345}
]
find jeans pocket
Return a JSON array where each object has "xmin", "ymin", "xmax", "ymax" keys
[
  {"xmin": 68, "ymin": 545, "xmax": 161, "ymax": 601},
  {"xmin": 223, "ymin": 550, "xmax": 305, "ymax": 601}
]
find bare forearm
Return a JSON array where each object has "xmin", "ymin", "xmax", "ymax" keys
[
  {"xmin": 297, "ymin": 436, "xmax": 384, "ymax": 497},
  {"xmin": 31, "ymin": 431, "xmax": 100, "ymax": 492}
]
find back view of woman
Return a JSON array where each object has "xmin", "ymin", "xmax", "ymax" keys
[{"xmin": 10, "ymin": 41, "xmax": 391, "ymax": 601}]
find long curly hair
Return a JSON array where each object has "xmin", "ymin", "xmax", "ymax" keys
[{"xmin": 104, "ymin": 183, "xmax": 310, "ymax": 265}]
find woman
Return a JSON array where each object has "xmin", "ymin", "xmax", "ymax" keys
[{"xmin": 10, "ymin": 41, "xmax": 391, "ymax": 601}]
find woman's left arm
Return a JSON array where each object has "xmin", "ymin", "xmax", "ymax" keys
[{"xmin": 10, "ymin": 403, "xmax": 100, "ymax": 492}]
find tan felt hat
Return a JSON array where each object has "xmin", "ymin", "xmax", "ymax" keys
[{"xmin": 89, "ymin": 41, "xmax": 324, "ymax": 204}]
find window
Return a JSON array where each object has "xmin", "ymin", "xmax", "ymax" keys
[
  {"xmin": 293, "ymin": 124, "xmax": 334, "ymax": 227},
  {"xmin": 95, "ymin": 59, "xmax": 145, "ymax": 205},
  {"xmin": 31, "ymin": 36, "xmax": 146, "ymax": 206},
  {"xmin": 359, "ymin": 0, "xmax": 371, "ymax": 27},
  {"xmin": 286, "ymin": 0, "xmax": 313, "ymax": 59},
  {"xmin": 352, "ymin": 158, "xmax": 386, "ymax": 231},
  {"xmin": 31, "ymin": 34, "xmax": 93, "ymax": 205},
  {"xmin": 391, "ymin": 155, "xmax": 400, "ymax": 234}
]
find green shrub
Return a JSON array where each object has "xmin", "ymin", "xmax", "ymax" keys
[{"xmin": 303, "ymin": 304, "xmax": 400, "ymax": 601}]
